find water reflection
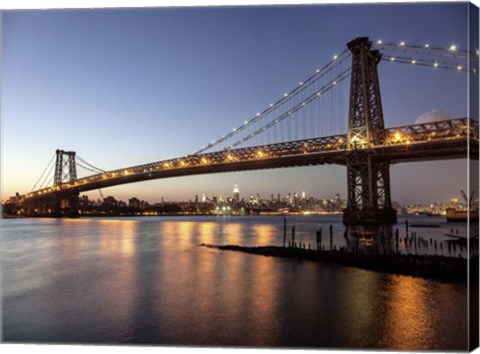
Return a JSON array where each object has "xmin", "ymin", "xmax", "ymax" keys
[
  {"xmin": 251, "ymin": 224, "xmax": 276, "ymax": 246},
  {"xmin": 1, "ymin": 216, "xmax": 468, "ymax": 349},
  {"xmin": 380, "ymin": 276, "xmax": 436, "ymax": 349}
]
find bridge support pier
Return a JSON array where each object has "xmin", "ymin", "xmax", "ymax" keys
[
  {"xmin": 343, "ymin": 206, "xmax": 397, "ymax": 225},
  {"xmin": 343, "ymin": 152, "xmax": 397, "ymax": 225}
]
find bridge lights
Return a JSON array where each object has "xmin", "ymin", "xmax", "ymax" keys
[
  {"xmin": 349, "ymin": 134, "xmax": 368, "ymax": 149},
  {"xmin": 449, "ymin": 44, "xmax": 457, "ymax": 52},
  {"xmin": 399, "ymin": 41, "xmax": 405, "ymax": 46},
  {"xmin": 393, "ymin": 131, "xmax": 403, "ymax": 142}
]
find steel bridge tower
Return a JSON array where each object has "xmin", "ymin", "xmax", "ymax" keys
[
  {"xmin": 54, "ymin": 149, "xmax": 77, "ymax": 185},
  {"xmin": 343, "ymin": 37, "xmax": 397, "ymax": 224},
  {"xmin": 51, "ymin": 149, "xmax": 79, "ymax": 217}
]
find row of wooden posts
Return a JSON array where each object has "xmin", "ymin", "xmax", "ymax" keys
[
  {"xmin": 281, "ymin": 217, "xmax": 472, "ymax": 256},
  {"xmin": 282, "ymin": 217, "xmax": 333, "ymax": 251}
]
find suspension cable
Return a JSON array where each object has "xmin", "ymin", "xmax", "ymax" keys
[
  {"xmin": 374, "ymin": 41, "xmax": 480, "ymax": 61},
  {"xmin": 76, "ymin": 155, "xmax": 105, "ymax": 173},
  {"xmin": 31, "ymin": 153, "xmax": 56, "ymax": 192},
  {"xmin": 228, "ymin": 67, "xmax": 351, "ymax": 149},
  {"xmin": 195, "ymin": 50, "xmax": 351, "ymax": 154},
  {"xmin": 382, "ymin": 55, "xmax": 470, "ymax": 72},
  {"xmin": 39, "ymin": 163, "xmax": 55, "ymax": 189},
  {"xmin": 373, "ymin": 41, "xmax": 476, "ymax": 58},
  {"xmin": 77, "ymin": 161, "xmax": 104, "ymax": 175}
]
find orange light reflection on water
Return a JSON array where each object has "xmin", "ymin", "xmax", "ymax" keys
[
  {"xmin": 223, "ymin": 223, "xmax": 243, "ymax": 245},
  {"xmin": 246, "ymin": 255, "xmax": 281, "ymax": 345},
  {"xmin": 380, "ymin": 276, "xmax": 437, "ymax": 350},
  {"xmin": 197, "ymin": 222, "xmax": 217, "ymax": 245},
  {"xmin": 251, "ymin": 224, "xmax": 276, "ymax": 246}
]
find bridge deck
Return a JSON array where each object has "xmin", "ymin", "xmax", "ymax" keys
[{"xmin": 22, "ymin": 118, "xmax": 478, "ymax": 201}]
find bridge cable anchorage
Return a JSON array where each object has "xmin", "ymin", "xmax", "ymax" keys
[
  {"xmin": 381, "ymin": 54, "xmax": 471, "ymax": 72},
  {"xmin": 227, "ymin": 68, "xmax": 351, "ymax": 149},
  {"xmin": 76, "ymin": 155, "xmax": 106, "ymax": 173},
  {"xmin": 194, "ymin": 49, "xmax": 352, "ymax": 154},
  {"xmin": 31, "ymin": 153, "xmax": 56, "ymax": 192}
]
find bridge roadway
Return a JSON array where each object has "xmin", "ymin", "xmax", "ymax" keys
[{"xmin": 21, "ymin": 118, "xmax": 479, "ymax": 203}]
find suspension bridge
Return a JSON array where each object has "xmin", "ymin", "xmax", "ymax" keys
[{"xmin": 9, "ymin": 37, "xmax": 479, "ymax": 224}]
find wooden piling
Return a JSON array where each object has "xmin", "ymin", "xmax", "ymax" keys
[
  {"xmin": 329, "ymin": 225, "xmax": 333, "ymax": 251},
  {"xmin": 292, "ymin": 226, "xmax": 296, "ymax": 248}
]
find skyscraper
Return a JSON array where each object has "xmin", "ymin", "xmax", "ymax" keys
[{"xmin": 233, "ymin": 182, "xmax": 240, "ymax": 202}]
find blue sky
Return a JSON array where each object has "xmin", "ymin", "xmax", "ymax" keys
[{"xmin": 1, "ymin": 3, "xmax": 477, "ymax": 205}]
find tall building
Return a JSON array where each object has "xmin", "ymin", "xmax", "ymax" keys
[{"xmin": 233, "ymin": 182, "xmax": 240, "ymax": 202}]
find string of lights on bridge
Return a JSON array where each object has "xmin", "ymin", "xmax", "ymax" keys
[
  {"xmin": 26, "ymin": 117, "xmax": 478, "ymax": 200},
  {"xmin": 195, "ymin": 49, "xmax": 352, "ymax": 154},
  {"xmin": 373, "ymin": 39, "xmax": 479, "ymax": 73}
]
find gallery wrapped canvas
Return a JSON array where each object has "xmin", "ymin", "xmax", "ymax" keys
[{"xmin": 1, "ymin": 0, "xmax": 479, "ymax": 352}]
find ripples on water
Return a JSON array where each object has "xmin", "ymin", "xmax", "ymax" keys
[{"xmin": 1, "ymin": 215, "xmax": 468, "ymax": 350}]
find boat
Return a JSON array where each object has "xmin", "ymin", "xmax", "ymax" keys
[
  {"xmin": 445, "ymin": 190, "xmax": 479, "ymax": 222},
  {"xmin": 445, "ymin": 208, "xmax": 479, "ymax": 222}
]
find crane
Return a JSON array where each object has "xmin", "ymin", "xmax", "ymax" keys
[{"xmin": 460, "ymin": 190, "xmax": 475, "ymax": 209}]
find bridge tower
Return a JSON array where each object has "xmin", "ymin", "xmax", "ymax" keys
[
  {"xmin": 51, "ymin": 149, "xmax": 79, "ymax": 217},
  {"xmin": 54, "ymin": 149, "xmax": 77, "ymax": 185},
  {"xmin": 343, "ymin": 37, "xmax": 397, "ymax": 224}
]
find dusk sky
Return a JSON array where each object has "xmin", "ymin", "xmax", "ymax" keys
[{"xmin": 1, "ymin": 2, "xmax": 477, "ymax": 205}]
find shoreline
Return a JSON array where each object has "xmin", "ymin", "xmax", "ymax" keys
[{"xmin": 201, "ymin": 244, "xmax": 477, "ymax": 284}]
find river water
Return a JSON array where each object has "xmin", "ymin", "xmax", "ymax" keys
[{"xmin": 1, "ymin": 215, "xmax": 470, "ymax": 350}]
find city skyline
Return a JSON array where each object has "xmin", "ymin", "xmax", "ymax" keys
[{"xmin": 1, "ymin": 3, "xmax": 477, "ymax": 206}]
